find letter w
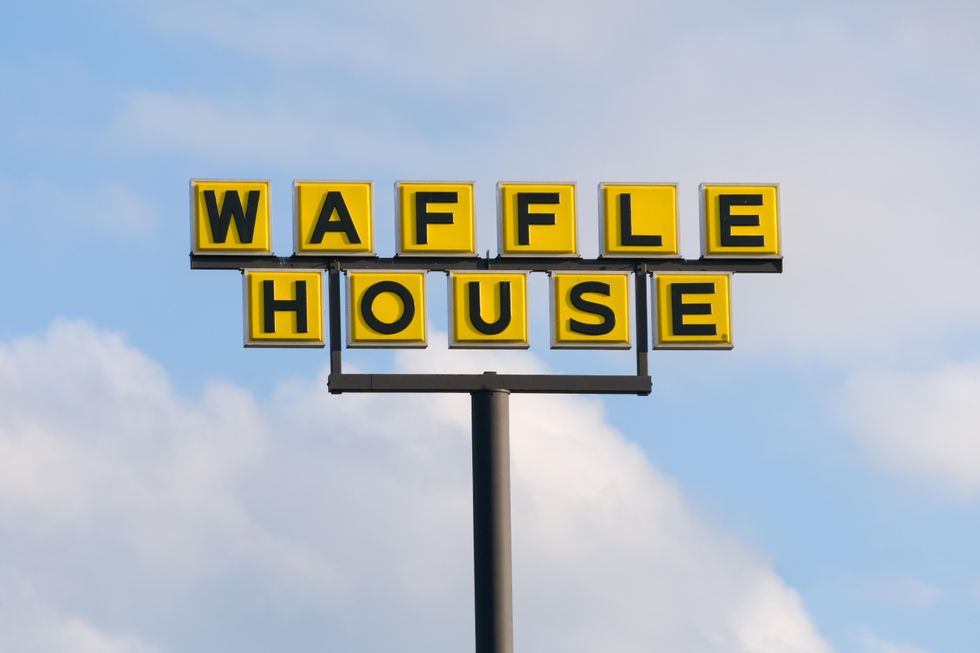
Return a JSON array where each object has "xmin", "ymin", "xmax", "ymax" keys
[{"xmin": 203, "ymin": 189, "xmax": 260, "ymax": 243}]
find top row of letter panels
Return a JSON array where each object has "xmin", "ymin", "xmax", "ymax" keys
[{"xmin": 190, "ymin": 180, "xmax": 780, "ymax": 259}]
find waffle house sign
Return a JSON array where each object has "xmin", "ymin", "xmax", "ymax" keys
[{"xmin": 190, "ymin": 180, "xmax": 780, "ymax": 352}]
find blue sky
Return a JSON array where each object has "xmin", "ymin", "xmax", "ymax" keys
[{"xmin": 2, "ymin": 2, "xmax": 979, "ymax": 652}]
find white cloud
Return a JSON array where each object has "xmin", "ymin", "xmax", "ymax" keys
[
  {"xmin": 0, "ymin": 320, "xmax": 831, "ymax": 652},
  {"xmin": 843, "ymin": 361, "xmax": 980, "ymax": 496},
  {"xmin": 0, "ymin": 574, "xmax": 157, "ymax": 653}
]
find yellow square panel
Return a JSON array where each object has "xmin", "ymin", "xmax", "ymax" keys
[
  {"xmin": 653, "ymin": 273, "xmax": 732, "ymax": 349},
  {"xmin": 347, "ymin": 271, "xmax": 427, "ymax": 348},
  {"xmin": 701, "ymin": 184, "xmax": 780, "ymax": 257},
  {"xmin": 191, "ymin": 179, "xmax": 272, "ymax": 254},
  {"xmin": 243, "ymin": 270, "xmax": 324, "ymax": 347},
  {"xmin": 551, "ymin": 272, "xmax": 630, "ymax": 348},
  {"xmin": 449, "ymin": 272, "xmax": 529, "ymax": 348},
  {"xmin": 499, "ymin": 182, "xmax": 577, "ymax": 256},
  {"xmin": 397, "ymin": 182, "xmax": 475, "ymax": 255},
  {"xmin": 600, "ymin": 183, "xmax": 679, "ymax": 256},
  {"xmin": 294, "ymin": 181, "xmax": 373, "ymax": 255}
]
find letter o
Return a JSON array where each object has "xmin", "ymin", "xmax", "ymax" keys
[{"xmin": 360, "ymin": 281, "xmax": 415, "ymax": 335}]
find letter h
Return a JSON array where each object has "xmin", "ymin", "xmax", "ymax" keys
[{"xmin": 262, "ymin": 280, "xmax": 308, "ymax": 333}]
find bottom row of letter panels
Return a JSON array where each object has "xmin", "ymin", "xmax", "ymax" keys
[{"xmin": 242, "ymin": 270, "xmax": 733, "ymax": 350}]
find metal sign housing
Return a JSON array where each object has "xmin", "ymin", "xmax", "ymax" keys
[
  {"xmin": 190, "ymin": 179, "xmax": 272, "ymax": 255},
  {"xmin": 190, "ymin": 178, "xmax": 783, "ymax": 395},
  {"xmin": 448, "ymin": 272, "xmax": 530, "ymax": 349},
  {"xmin": 293, "ymin": 180, "xmax": 375, "ymax": 256}
]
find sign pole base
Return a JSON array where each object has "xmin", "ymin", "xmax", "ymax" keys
[{"xmin": 471, "ymin": 388, "xmax": 513, "ymax": 653}]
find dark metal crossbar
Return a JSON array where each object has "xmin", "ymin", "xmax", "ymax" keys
[
  {"xmin": 328, "ymin": 372, "xmax": 651, "ymax": 395},
  {"xmin": 190, "ymin": 254, "xmax": 782, "ymax": 274}
]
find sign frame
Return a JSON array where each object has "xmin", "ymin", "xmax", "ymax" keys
[
  {"xmin": 241, "ymin": 268, "xmax": 325, "ymax": 348},
  {"xmin": 190, "ymin": 178, "xmax": 273, "ymax": 256},
  {"xmin": 293, "ymin": 179, "xmax": 375, "ymax": 257},
  {"xmin": 394, "ymin": 180, "xmax": 478, "ymax": 257},
  {"xmin": 651, "ymin": 271, "xmax": 734, "ymax": 350},
  {"xmin": 699, "ymin": 182, "xmax": 781, "ymax": 259},
  {"xmin": 497, "ymin": 181, "xmax": 580, "ymax": 258},
  {"xmin": 597, "ymin": 182, "xmax": 682, "ymax": 259},
  {"xmin": 447, "ymin": 271, "xmax": 531, "ymax": 350},
  {"xmin": 549, "ymin": 271, "xmax": 632, "ymax": 350},
  {"xmin": 345, "ymin": 269, "xmax": 429, "ymax": 349}
]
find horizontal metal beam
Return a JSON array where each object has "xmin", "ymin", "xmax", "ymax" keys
[
  {"xmin": 190, "ymin": 254, "xmax": 781, "ymax": 274},
  {"xmin": 328, "ymin": 372, "xmax": 652, "ymax": 395}
]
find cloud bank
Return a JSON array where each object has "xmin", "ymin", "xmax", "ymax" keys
[
  {"xmin": 0, "ymin": 321, "xmax": 830, "ymax": 652},
  {"xmin": 844, "ymin": 361, "xmax": 980, "ymax": 497}
]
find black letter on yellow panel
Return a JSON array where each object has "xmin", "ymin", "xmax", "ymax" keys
[
  {"xmin": 468, "ymin": 281, "xmax": 512, "ymax": 335},
  {"xmin": 670, "ymin": 283, "xmax": 716, "ymax": 336},
  {"xmin": 569, "ymin": 281, "xmax": 615, "ymax": 336},
  {"xmin": 620, "ymin": 193, "xmax": 662, "ymax": 247},
  {"xmin": 263, "ymin": 280, "xmax": 308, "ymax": 333},
  {"xmin": 311, "ymin": 191, "xmax": 361, "ymax": 244},
  {"xmin": 517, "ymin": 192, "xmax": 558, "ymax": 245},
  {"xmin": 416, "ymin": 191, "xmax": 457, "ymax": 244},
  {"xmin": 719, "ymin": 194, "xmax": 764, "ymax": 247},
  {"xmin": 361, "ymin": 281, "xmax": 416, "ymax": 335},
  {"xmin": 204, "ymin": 189, "xmax": 260, "ymax": 243}
]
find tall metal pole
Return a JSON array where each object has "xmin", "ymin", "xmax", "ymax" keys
[{"xmin": 470, "ymin": 389, "xmax": 513, "ymax": 653}]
